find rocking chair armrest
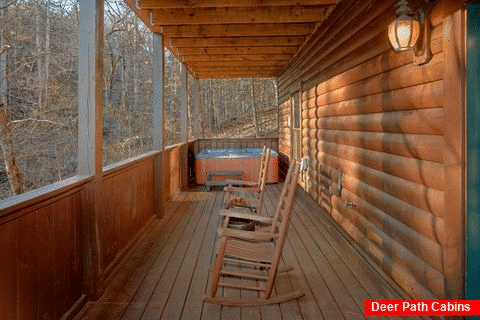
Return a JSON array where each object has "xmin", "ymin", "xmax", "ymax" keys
[
  {"xmin": 224, "ymin": 186, "xmax": 261, "ymax": 193},
  {"xmin": 220, "ymin": 209, "xmax": 273, "ymax": 223},
  {"xmin": 218, "ymin": 227, "xmax": 278, "ymax": 241},
  {"xmin": 225, "ymin": 180, "xmax": 259, "ymax": 187}
]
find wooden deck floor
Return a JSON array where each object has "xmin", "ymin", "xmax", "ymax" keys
[{"xmin": 75, "ymin": 184, "xmax": 417, "ymax": 320}]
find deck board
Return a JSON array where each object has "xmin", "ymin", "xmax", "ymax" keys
[{"xmin": 75, "ymin": 184, "xmax": 420, "ymax": 320}]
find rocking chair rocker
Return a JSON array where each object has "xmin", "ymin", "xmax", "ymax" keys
[{"xmin": 204, "ymin": 162, "xmax": 304, "ymax": 306}]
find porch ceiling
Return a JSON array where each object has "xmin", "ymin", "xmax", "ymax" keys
[{"xmin": 124, "ymin": 0, "xmax": 340, "ymax": 78}]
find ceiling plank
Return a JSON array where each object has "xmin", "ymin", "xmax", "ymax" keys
[
  {"xmin": 150, "ymin": 6, "xmax": 328, "ymax": 25},
  {"xmin": 182, "ymin": 54, "xmax": 293, "ymax": 62},
  {"xmin": 138, "ymin": 0, "xmax": 339, "ymax": 8},
  {"xmin": 178, "ymin": 46, "xmax": 298, "ymax": 55},
  {"xmin": 125, "ymin": 0, "xmax": 341, "ymax": 79},
  {"xmin": 162, "ymin": 23, "xmax": 314, "ymax": 38},
  {"xmin": 171, "ymin": 36, "xmax": 305, "ymax": 47}
]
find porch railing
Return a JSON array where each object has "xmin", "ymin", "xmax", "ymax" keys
[{"xmin": 0, "ymin": 137, "xmax": 278, "ymax": 320}]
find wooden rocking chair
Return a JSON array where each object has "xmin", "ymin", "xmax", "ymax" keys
[
  {"xmin": 204, "ymin": 162, "xmax": 304, "ymax": 306},
  {"xmin": 223, "ymin": 146, "xmax": 271, "ymax": 215}
]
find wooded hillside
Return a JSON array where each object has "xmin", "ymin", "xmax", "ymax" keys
[{"xmin": 0, "ymin": 0, "xmax": 278, "ymax": 200}]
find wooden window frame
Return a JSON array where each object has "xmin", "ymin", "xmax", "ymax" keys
[{"xmin": 291, "ymin": 91, "xmax": 302, "ymax": 163}]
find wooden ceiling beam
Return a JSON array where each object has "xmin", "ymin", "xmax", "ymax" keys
[
  {"xmin": 187, "ymin": 60, "xmax": 286, "ymax": 67},
  {"xmin": 171, "ymin": 36, "xmax": 305, "ymax": 47},
  {"xmin": 182, "ymin": 54, "xmax": 293, "ymax": 62},
  {"xmin": 161, "ymin": 23, "xmax": 314, "ymax": 38},
  {"xmin": 137, "ymin": 0, "xmax": 339, "ymax": 9},
  {"xmin": 178, "ymin": 46, "xmax": 298, "ymax": 55},
  {"xmin": 124, "ymin": 0, "xmax": 161, "ymax": 33},
  {"xmin": 150, "ymin": 6, "xmax": 328, "ymax": 25},
  {"xmin": 195, "ymin": 70, "xmax": 280, "ymax": 78},
  {"xmin": 193, "ymin": 66, "xmax": 283, "ymax": 72}
]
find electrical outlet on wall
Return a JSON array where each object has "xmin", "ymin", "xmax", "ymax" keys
[{"xmin": 300, "ymin": 157, "xmax": 309, "ymax": 172}]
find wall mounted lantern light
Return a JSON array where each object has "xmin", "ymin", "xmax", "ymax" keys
[{"xmin": 387, "ymin": 0, "xmax": 433, "ymax": 65}]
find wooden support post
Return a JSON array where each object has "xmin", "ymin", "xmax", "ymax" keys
[
  {"xmin": 78, "ymin": 0, "xmax": 103, "ymax": 299},
  {"xmin": 442, "ymin": 0, "xmax": 465, "ymax": 299},
  {"xmin": 179, "ymin": 64, "xmax": 189, "ymax": 189},
  {"xmin": 153, "ymin": 34, "xmax": 165, "ymax": 151},
  {"xmin": 153, "ymin": 33, "xmax": 165, "ymax": 218},
  {"xmin": 180, "ymin": 63, "xmax": 188, "ymax": 142}
]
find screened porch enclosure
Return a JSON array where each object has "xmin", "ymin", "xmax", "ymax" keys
[{"xmin": 0, "ymin": 0, "xmax": 470, "ymax": 319}]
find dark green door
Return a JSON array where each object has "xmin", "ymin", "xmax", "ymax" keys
[{"xmin": 467, "ymin": 4, "xmax": 480, "ymax": 301}]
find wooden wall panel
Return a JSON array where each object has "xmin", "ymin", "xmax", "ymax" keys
[
  {"xmin": 101, "ymin": 157, "xmax": 156, "ymax": 275},
  {"xmin": 441, "ymin": 0, "xmax": 465, "ymax": 298},
  {"xmin": 167, "ymin": 147, "xmax": 181, "ymax": 198},
  {"xmin": 0, "ymin": 146, "xmax": 187, "ymax": 319},
  {"xmin": 277, "ymin": 0, "xmax": 461, "ymax": 299},
  {"xmin": 0, "ymin": 222, "xmax": 17, "ymax": 320},
  {"xmin": 0, "ymin": 185, "xmax": 85, "ymax": 320},
  {"xmin": 37, "ymin": 206, "xmax": 55, "ymax": 320}
]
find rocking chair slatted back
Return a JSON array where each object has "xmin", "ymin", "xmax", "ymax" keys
[
  {"xmin": 264, "ymin": 161, "xmax": 300, "ymax": 296},
  {"xmin": 223, "ymin": 146, "xmax": 271, "ymax": 215}
]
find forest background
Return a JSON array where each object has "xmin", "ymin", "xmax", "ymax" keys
[{"xmin": 0, "ymin": 0, "xmax": 278, "ymax": 200}]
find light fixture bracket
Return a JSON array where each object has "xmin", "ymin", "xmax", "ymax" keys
[
  {"xmin": 134, "ymin": 0, "xmax": 141, "ymax": 10},
  {"xmin": 149, "ymin": 10, "xmax": 154, "ymax": 25},
  {"xmin": 412, "ymin": 7, "xmax": 433, "ymax": 65}
]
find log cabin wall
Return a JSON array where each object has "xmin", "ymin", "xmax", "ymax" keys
[{"xmin": 277, "ymin": 0, "xmax": 464, "ymax": 299}]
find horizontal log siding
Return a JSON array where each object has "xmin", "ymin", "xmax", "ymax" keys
[{"xmin": 277, "ymin": 0, "xmax": 447, "ymax": 298}]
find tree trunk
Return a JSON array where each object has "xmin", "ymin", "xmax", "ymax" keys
[
  {"xmin": 191, "ymin": 77, "xmax": 203, "ymax": 139},
  {"xmin": 45, "ymin": 0, "xmax": 50, "ymax": 102},
  {"xmin": 198, "ymin": 79, "xmax": 205, "ymax": 137},
  {"xmin": 133, "ymin": 17, "xmax": 139, "ymax": 111},
  {"xmin": 36, "ymin": 0, "xmax": 44, "ymax": 107},
  {"xmin": 0, "ymin": 0, "xmax": 7, "ymax": 111},
  {"xmin": 251, "ymin": 78, "xmax": 259, "ymax": 137},
  {"xmin": 0, "ymin": 97, "xmax": 26, "ymax": 195}
]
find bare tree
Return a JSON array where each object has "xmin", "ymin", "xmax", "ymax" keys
[
  {"xmin": 251, "ymin": 78, "xmax": 259, "ymax": 137},
  {"xmin": 0, "ymin": 96, "xmax": 26, "ymax": 195}
]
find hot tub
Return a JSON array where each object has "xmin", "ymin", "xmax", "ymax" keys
[{"xmin": 195, "ymin": 148, "xmax": 279, "ymax": 185}]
